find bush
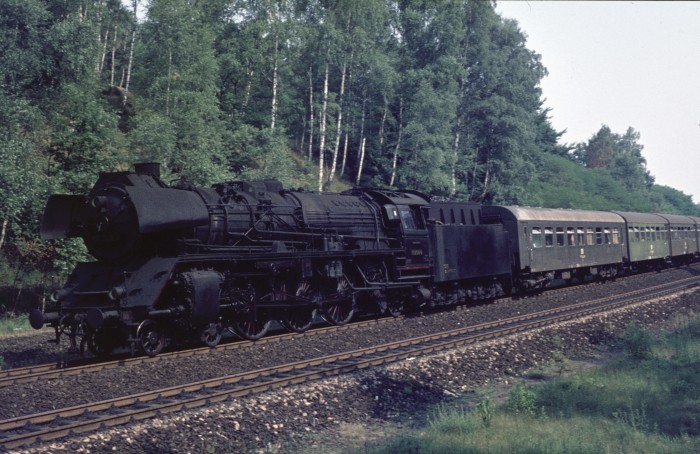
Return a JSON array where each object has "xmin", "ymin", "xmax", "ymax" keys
[
  {"xmin": 507, "ymin": 383, "xmax": 537, "ymax": 416},
  {"xmin": 623, "ymin": 323, "xmax": 654, "ymax": 360}
]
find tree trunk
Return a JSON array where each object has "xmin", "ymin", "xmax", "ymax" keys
[
  {"xmin": 110, "ymin": 25, "xmax": 118, "ymax": 86},
  {"xmin": 166, "ymin": 49, "xmax": 172, "ymax": 116},
  {"xmin": 270, "ymin": 32, "xmax": 279, "ymax": 132},
  {"xmin": 355, "ymin": 138, "xmax": 366, "ymax": 186},
  {"xmin": 99, "ymin": 28, "xmax": 109, "ymax": 73},
  {"xmin": 378, "ymin": 99, "xmax": 387, "ymax": 149},
  {"xmin": 451, "ymin": 78, "xmax": 465, "ymax": 196},
  {"xmin": 340, "ymin": 129, "xmax": 349, "ymax": 177},
  {"xmin": 327, "ymin": 58, "xmax": 347, "ymax": 185},
  {"xmin": 122, "ymin": 0, "xmax": 138, "ymax": 107},
  {"xmin": 451, "ymin": 127, "xmax": 461, "ymax": 196},
  {"xmin": 389, "ymin": 98, "xmax": 403, "ymax": 187},
  {"xmin": 0, "ymin": 219, "xmax": 7, "ymax": 251},
  {"xmin": 318, "ymin": 61, "xmax": 329, "ymax": 192},
  {"xmin": 307, "ymin": 65, "xmax": 314, "ymax": 161}
]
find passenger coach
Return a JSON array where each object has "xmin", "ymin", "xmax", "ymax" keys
[{"xmin": 481, "ymin": 206, "xmax": 627, "ymax": 289}]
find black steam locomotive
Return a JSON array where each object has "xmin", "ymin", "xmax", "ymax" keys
[{"xmin": 30, "ymin": 163, "xmax": 700, "ymax": 356}]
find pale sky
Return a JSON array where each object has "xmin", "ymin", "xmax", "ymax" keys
[{"xmin": 495, "ymin": 1, "xmax": 700, "ymax": 203}]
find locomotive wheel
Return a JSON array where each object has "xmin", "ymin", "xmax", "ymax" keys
[
  {"xmin": 281, "ymin": 309, "xmax": 317, "ymax": 333},
  {"xmin": 321, "ymin": 277, "xmax": 355, "ymax": 325},
  {"xmin": 201, "ymin": 323, "xmax": 223, "ymax": 348},
  {"xmin": 138, "ymin": 320, "xmax": 165, "ymax": 357},
  {"xmin": 385, "ymin": 298, "xmax": 404, "ymax": 317},
  {"xmin": 231, "ymin": 315, "xmax": 271, "ymax": 341},
  {"xmin": 85, "ymin": 329, "xmax": 113, "ymax": 357},
  {"xmin": 280, "ymin": 281, "xmax": 319, "ymax": 333}
]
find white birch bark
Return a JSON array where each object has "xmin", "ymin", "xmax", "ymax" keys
[
  {"xmin": 122, "ymin": 0, "xmax": 138, "ymax": 106},
  {"xmin": 327, "ymin": 59, "xmax": 347, "ymax": 185},
  {"xmin": 110, "ymin": 26, "xmax": 118, "ymax": 86},
  {"xmin": 318, "ymin": 62, "xmax": 329, "ymax": 192},
  {"xmin": 0, "ymin": 219, "xmax": 7, "ymax": 251},
  {"xmin": 389, "ymin": 98, "xmax": 403, "ymax": 187},
  {"xmin": 307, "ymin": 66, "xmax": 314, "ymax": 161},
  {"xmin": 355, "ymin": 138, "xmax": 366, "ymax": 186}
]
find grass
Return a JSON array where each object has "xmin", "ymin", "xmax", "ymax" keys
[
  {"xmin": 0, "ymin": 313, "xmax": 31, "ymax": 338},
  {"xmin": 364, "ymin": 317, "xmax": 700, "ymax": 453}
]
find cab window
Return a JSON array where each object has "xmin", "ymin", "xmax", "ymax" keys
[{"xmin": 398, "ymin": 206, "xmax": 423, "ymax": 230}]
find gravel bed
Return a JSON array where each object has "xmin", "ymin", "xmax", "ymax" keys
[{"xmin": 3, "ymin": 266, "xmax": 700, "ymax": 452}]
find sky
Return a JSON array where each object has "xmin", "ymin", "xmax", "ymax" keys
[{"xmin": 495, "ymin": 1, "xmax": 700, "ymax": 203}]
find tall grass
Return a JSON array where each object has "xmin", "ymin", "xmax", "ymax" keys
[
  {"xmin": 366, "ymin": 318, "xmax": 700, "ymax": 453},
  {"xmin": 0, "ymin": 313, "xmax": 31, "ymax": 337}
]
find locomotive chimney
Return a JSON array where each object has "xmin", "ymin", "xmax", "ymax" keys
[{"xmin": 134, "ymin": 162, "xmax": 161, "ymax": 178}]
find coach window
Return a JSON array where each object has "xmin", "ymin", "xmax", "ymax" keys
[
  {"xmin": 567, "ymin": 227, "xmax": 576, "ymax": 246},
  {"xmin": 556, "ymin": 227, "xmax": 565, "ymax": 246},
  {"xmin": 651, "ymin": 227, "xmax": 656, "ymax": 242},
  {"xmin": 545, "ymin": 227, "xmax": 553, "ymax": 247},
  {"xmin": 604, "ymin": 228, "xmax": 612, "ymax": 244},
  {"xmin": 532, "ymin": 227, "xmax": 542, "ymax": 248},
  {"xmin": 577, "ymin": 228, "xmax": 585, "ymax": 245},
  {"xmin": 595, "ymin": 227, "xmax": 603, "ymax": 245},
  {"xmin": 612, "ymin": 228, "xmax": 620, "ymax": 244},
  {"xmin": 634, "ymin": 226, "xmax": 640, "ymax": 242},
  {"xmin": 586, "ymin": 227, "xmax": 594, "ymax": 245}
]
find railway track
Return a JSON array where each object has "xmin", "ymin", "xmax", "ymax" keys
[
  {"xmin": 1, "ymin": 275, "xmax": 697, "ymax": 451},
  {"xmin": 0, "ymin": 265, "xmax": 678, "ymax": 389},
  {"xmin": 0, "ymin": 317, "xmax": 393, "ymax": 389}
]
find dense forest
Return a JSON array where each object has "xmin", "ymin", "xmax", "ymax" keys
[{"xmin": 0, "ymin": 0, "xmax": 698, "ymax": 309}]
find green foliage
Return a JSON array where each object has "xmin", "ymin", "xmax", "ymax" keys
[
  {"xmin": 523, "ymin": 152, "xmax": 658, "ymax": 211},
  {"xmin": 507, "ymin": 382, "xmax": 537, "ymax": 416},
  {"xmin": 0, "ymin": 0, "xmax": 696, "ymax": 294},
  {"xmin": 474, "ymin": 390, "xmax": 495, "ymax": 428},
  {"xmin": 623, "ymin": 322, "xmax": 654, "ymax": 360},
  {"xmin": 0, "ymin": 314, "xmax": 30, "ymax": 338}
]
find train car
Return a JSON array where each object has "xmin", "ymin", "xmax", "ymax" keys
[
  {"xmin": 689, "ymin": 216, "xmax": 700, "ymax": 258},
  {"xmin": 656, "ymin": 214, "xmax": 698, "ymax": 265},
  {"xmin": 612, "ymin": 212, "xmax": 670, "ymax": 268},
  {"xmin": 481, "ymin": 206, "xmax": 627, "ymax": 289}
]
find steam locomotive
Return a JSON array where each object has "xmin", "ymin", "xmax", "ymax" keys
[{"xmin": 30, "ymin": 163, "xmax": 699, "ymax": 356}]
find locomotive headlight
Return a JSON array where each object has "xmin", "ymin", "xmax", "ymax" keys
[
  {"xmin": 109, "ymin": 285, "xmax": 127, "ymax": 301},
  {"xmin": 50, "ymin": 289, "xmax": 69, "ymax": 303}
]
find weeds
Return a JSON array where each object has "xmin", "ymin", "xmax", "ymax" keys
[
  {"xmin": 507, "ymin": 382, "xmax": 537, "ymax": 416},
  {"xmin": 474, "ymin": 390, "xmax": 494, "ymax": 428},
  {"xmin": 622, "ymin": 322, "xmax": 654, "ymax": 360}
]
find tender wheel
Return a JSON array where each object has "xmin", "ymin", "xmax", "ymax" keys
[
  {"xmin": 321, "ymin": 276, "xmax": 355, "ymax": 325},
  {"xmin": 231, "ymin": 314, "xmax": 271, "ymax": 341},
  {"xmin": 280, "ymin": 281, "xmax": 318, "ymax": 333},
  {"xmin": 138, "ymin": 320, "xmax": 165, "ymax": 357},
  {"xmin": 202, "ymin": 322, "xmax": 223, "ymax": 348}
]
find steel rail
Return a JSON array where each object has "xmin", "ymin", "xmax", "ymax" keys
[
  {"xmin": 0, "ymin": 317, "xmax": 391, "ymax": 388},
  {"xmin": 1, "ymin": 275, "xmax": 697, "ymax": 450},
  {"xmin": 0, "ymin": 264, "xmax": 689, "ymax": 388}
]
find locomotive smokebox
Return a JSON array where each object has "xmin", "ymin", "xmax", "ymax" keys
[{"xmin": 134, "ymin": 162, "xmax": 161, "ymax": 178}]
